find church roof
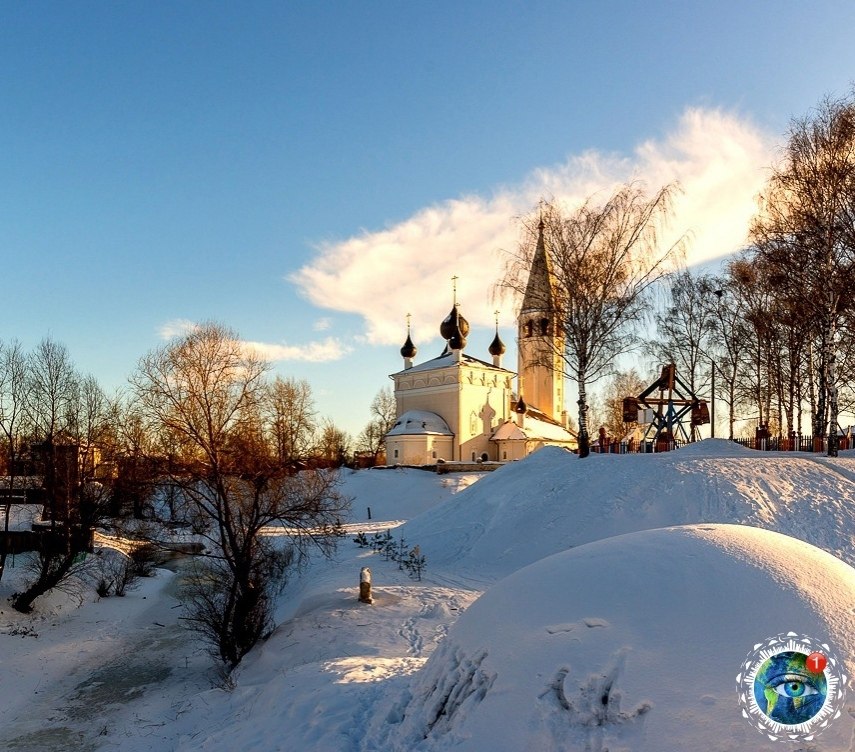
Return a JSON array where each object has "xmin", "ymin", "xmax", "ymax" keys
[
  {"xmin": 521, "ymin": 218, "xmax": 558, "ymax": 314},
  {"xmin": 491, "ymin": 414, "xmax": 577, "ymax": 443},
  {"xmin": 390, "ymin": 350, "xmax": 515, "ymax": 377},
  {"xmin": 386, "ymin": 410, "xmax": 453, "ymax": 436}
]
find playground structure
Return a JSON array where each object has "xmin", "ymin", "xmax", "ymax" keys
[{"xmin": 622, "ymin": 363, "xmax": 709, "ymax": 447}]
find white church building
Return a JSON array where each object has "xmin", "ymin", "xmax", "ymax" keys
[{"xmin": 384, "ymin": 220, "xmax": 577, "ymax": 465}]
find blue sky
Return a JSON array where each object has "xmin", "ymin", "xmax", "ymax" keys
[{"xmin": 1, "ymin": 3, "xmax": 854, "ymax": 438}]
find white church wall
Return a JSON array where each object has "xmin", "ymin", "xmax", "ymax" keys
[{"xmin": 385, "ymin": 434, "xmax": 453, "ymax": 466}]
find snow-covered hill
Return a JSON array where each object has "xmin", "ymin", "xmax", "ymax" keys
[
  {"xmin": 369, "ymin": 524, "xmax": 855, "ymax": 751},
  {"xmin": 2, "ymin": 440, "xmax": 853, "ymax": 751},
  {"xmin": 403, "ymin": 440, "xmax": 855, "ymax": 582}
]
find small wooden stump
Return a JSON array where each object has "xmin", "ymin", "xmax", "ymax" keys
[{"xmin": 359, "ymin": 566, "xmax": 373, "ymax": 604}]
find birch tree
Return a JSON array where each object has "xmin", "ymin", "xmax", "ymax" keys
[
  {"xmin": 505, "ymin": 183, "xmax": 684, "ymax": 457},
  {"xmin": 751, "ymin": 92, "xmax": 855, "ymax": 455}
]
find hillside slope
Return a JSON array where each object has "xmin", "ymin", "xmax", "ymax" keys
[
  {"xmin": 402, "ymin": 439, "xmax": 855, "ymax": 581},
  {"xmin": 368, "ymin": 524, "xmax": 855, "ymax": 751}
]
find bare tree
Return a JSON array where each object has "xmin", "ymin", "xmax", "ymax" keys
[
  {"xmin": 357, "ymin": 387, "xmax": 397, "ymax": 462},
  {"xmin": 314, "ymin": 418, "xmax": 351, "ymax": 466},
  {"xmin": 370, "ymin": 387, "xmax": 397, "ymax": 435},
  {"xmin": 132, "ymin": 323, "xmax": 347, "ymax": 668},
  {"xmin": 652, "ymin": 270, "xmax": 717, "ymax": 399},
  {"xmin": 356, "ymin": 421, "xmax": 384, "ymax": 462},
  {"xmin": 13, "ymin": 339, "xmax": 83, "ymax": 612},
  {"xmin": 504, "ymin": 184, "xmax": 684, "ymax": 457},
  {"xmin": 598, "ymin": 369, "xmax": 648, "ymax": 440},
  {"xmin": 751, "ymin": 92, "xmax": 855, "ymax": 455},
  {"xmin": 266, "ymin": 376, "xmax": 316, "ymax": 464},
  {"xmin": 0, "ymin": 339, "xmax": 28, "ymax": 583},
  {"xmin": 13, "ymin": 341, "xmax": 117, "ymax": 612},
  {"xmin": 728, "ymin": 257, "xmax": 777, "ymax": 433},
  {"xmin": 112, "ymin": 394, "xmax": 160, "ymax": 519},
  {"xmin": 707, "ymin": 273, "xmax": 751, "ymax": 439}
]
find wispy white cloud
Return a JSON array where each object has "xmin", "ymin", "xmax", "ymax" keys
[
  {"xmin": 158, "ymin": 319, "xmax": 351, "ymax": 363},
  {"xmin": 313, "ymin": 317, "xmax": 333, "ymax": 332},
  {"xmin": 158, "ymin": 319, "xmax": 199, "ymax": 339},
  {"xmin": 244, "ymin": 337, "xmax": 352, "ymax": 363},
  {"xmin": 289, "ymin": 108, "xmax": 774, "ymax": 347}
]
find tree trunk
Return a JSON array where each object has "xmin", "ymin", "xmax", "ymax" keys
[
  {"xmin": 0, "ymin": 501, "xmax": 10, "ymax": 583},
  {"xmin": 827, "ymin": 319, "xmax": 839, "ymax": 457},
  {"xmin": 13, "ymin": 549, "xmax": 77, "ymax": 613},
  {"xmin": 808, "ymin": 340, "xmax": 819, "ymax": 437},
  {"xmin": 814, "ymin": 335, "xmax": 828, "ymax": 439},
  {"xmin": 577, "ymin": 372, "xmax": 590, "ymax": 459}
]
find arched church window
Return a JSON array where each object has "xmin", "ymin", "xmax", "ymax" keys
[
  {"xmin": 525, "ymin": 320, "xmax": 533, "ymax": 337},
  {"xmin": 540, "ymin": 318, "xmax": 549, "ymax": 335}
]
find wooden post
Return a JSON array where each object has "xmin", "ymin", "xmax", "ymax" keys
[{"xmin": 359, "ymin": 566, "xmax": 373, "ymax": 604}]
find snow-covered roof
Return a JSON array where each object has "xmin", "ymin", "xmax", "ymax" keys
[
  {"xmin": 386, "ymin": 410, "xmax": 453, "ymax": 437},
  {"xmin": 391, "ymin": 350, "xmax": 514, "ymax": 377},
  {"xmin": 491, "ymin": 415, "xmax": 576, "ymax": 443}
]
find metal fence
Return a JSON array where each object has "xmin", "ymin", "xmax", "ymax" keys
[
  {"xmin": 591, "ymin": 439, "xmax": 689, "ymax": 454},
  {"xmin": 592, "ymin": 434, "xmax": 842, "ymax": 454},
  {"xmin": 729, "ymin": 435, "xmax": 840, "ymax": 452}
]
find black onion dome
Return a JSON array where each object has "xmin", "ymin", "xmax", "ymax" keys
[
  {"xmin": 514, "ymin": 396, "xmax": 527, "ymax": 414},
  {"xmin": 449, "ymin": 327, "xmax": 467, "ymax": 351},
  {"xmin": 488, "ymin": 331, "xmax": 506, "ymax": 357},
  {"xmin": 439, "ymin": 306, "xmax": 457, "ymax": 340},
  {"xmin": 400, "ymin": 333, "xmax": 417, "ymax": 359},
  {"xmin": 458, "ymin": 312, "xmax": 470, "ymax": 337},
  {"xmin": 440, "ymin": 305, "xmax": 470, "ymax": 341}
]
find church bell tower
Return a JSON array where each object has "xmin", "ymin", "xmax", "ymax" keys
[{"xmin": 517, "ymin": 218, "xmax": 565, "ymax": 424}]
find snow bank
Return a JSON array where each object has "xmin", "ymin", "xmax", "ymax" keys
[
  {"xmin": 370, "ymin": 524, "xmax": 855, "ymax": 751},
  {"xmin": 340, "ymin": 466, "xmax": 485, "ymax": 527},
  {"xmin": 402, "ymin": 442, "xmax": 855, "ymax": 581}
]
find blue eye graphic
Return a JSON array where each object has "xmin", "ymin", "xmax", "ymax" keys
[
  {"xmin": 771, "ymin": 675, "xmax": 820, "ymax": 698},
  {"xmin": 753, "ymin": 652, "xmax": 827, "ymax": 725}
]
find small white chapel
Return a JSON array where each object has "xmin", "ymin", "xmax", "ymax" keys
[{"xmin": 383, "ymin": 220, "xmax": 577, "ymax": 464}]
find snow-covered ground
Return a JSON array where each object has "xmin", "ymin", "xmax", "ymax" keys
[{"xmin": 1, "ymin": 441, "xmax": 853, "ymax": 750}]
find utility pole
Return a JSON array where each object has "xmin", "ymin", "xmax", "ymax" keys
[
  {"xmin": 710, "ymin": 355, "xmax": 715, "ymax": 439},
  {"xmin": 709, "ymin": 288, "xmax": 724, "ymax": 440}
]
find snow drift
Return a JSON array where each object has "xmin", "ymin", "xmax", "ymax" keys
[
  {"xmin": 402, "ymin": 441, "xmax": 855, "ymax": 582},
  {"xmin": 370, "ymin": 524, "xmax": 855, "ymax": 751}
]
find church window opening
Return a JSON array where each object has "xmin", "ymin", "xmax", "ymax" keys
[
  {"xmin": 503, "ymin": 450, "xmax": 507, "ymax": 459},
  {"xmin": 539, "ymin": 317, "xmax": 549, "ymax": 335},
  {"xmin": 525, "ymin": 320, "xmax": 533, "ymax": 337},
  {"xmin": 393, "ymin": 449, "xmax": 399, "ymax": 459}
]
